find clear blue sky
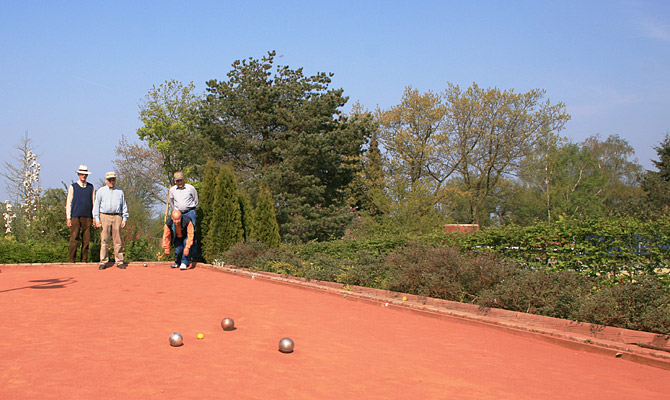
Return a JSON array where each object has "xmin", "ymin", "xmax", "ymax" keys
[{"xmin": 1, "ymin": 0, "xmax": 669, "ymax": 202}]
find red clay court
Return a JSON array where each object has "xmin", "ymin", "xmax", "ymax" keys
[{"xmin": 1, "ymin": 263, "xmax": 669, "ymax": 399}]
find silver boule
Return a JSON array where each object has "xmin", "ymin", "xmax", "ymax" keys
[
  {"xmin": 221, "ymin": 318, "xmax": 235, "ymax": 331},
  {"xmin": 278, "ymin": 337, "xmax": 294, "ymax": 353},
  {"xmin": 169, "ymin": 332, "xmax": 184, "ymax": 347}
]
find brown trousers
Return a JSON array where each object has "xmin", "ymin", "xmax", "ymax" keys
[
  {"xmin": 99, "ymin": 213, "xmax": 124, "ymax": 264},
  {"xmin": 68, "ymin": 217, "xmax": 92, "ymax": 262}
]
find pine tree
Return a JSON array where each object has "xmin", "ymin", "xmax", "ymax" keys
[
  {"xmin": 252, "ymin": 185, "xmax": 280, "ymax": 247},
  {"xmin": 203, "ymin": 164, "xmax": 243, "ymax": 261}
]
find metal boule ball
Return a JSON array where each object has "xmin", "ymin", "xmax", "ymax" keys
[
  {"xmin": 221, "ymin": 318, "xmax": 235, "ymax": 331},
  {"xmin": 169, "ymin": 332, "xmax": 184, "ymax": 347},
  {"xmin": 278, "ymin": 337, "xmax": 294, "ymax": 353}
]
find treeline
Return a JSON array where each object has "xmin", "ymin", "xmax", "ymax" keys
[
  {"xmin": 126, "ymin": 51, "xmax": 668, "ymax": 245},
  {"xmin": 4, "ymin": 51, "xmax": 670, "ymax": 257}
]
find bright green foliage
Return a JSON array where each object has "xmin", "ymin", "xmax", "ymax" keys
[
  {"xmin": 355, "ymin": 130, "xmax": 388, "ymax": 218},
  {"xmin": 0, "ymin": 237, "xmax": 68, "ymax": 263},
  {"xmin": 442, "ymin": 83, "xmax": 571, "ymax": 225},
  {"xmin": 203, "ymin": 164, "xmax": 243, "ymax": 261},
  {"xmin": 137, "ymin": 79, "xmax": 205, "ymax": 186},
  {"xmin": 448, "ymin": 216, "xmax": 670, "ymax": 282},
  {"xmin": 375, "ymin": 84, "xmax": 570, "ymax": 227},
  {"xmin": 377, "ymin": 87, "xmax": 446, "ymax": 190},
  {"xmin": 251, "ymin": 185, "xmax": 280, "ymax": 248},
  {"xmin": 30, "ymin": 187, "xmax": 70, "ymax": 242},
  {"xmin": 198, "ymin": 51, "xmax": 370, "ymax": 242},
  {"xmin": 500, "ymin": 134, "xmax": 644, "ymax": 224}
]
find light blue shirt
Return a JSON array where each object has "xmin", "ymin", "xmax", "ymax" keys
[
  {"xmin": 93, "ymin": 185, "xmax": 129, "ymax": 222},
  {"xmin": 169, "ymin": 183, "xmax": 199, "ymax": 212}
]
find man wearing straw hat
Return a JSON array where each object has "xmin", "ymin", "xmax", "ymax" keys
[{"xmin": 66, "ymin": 165, "xmax": 95, "ymax": 263}]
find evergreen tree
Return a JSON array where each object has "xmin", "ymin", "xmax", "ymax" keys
[
  {"xmin": 252, "ymin": 185, "xmax": 280, "ymax": 248},
  {"xmin": 199, "ymin": 51, "xmax": 370, "ymax": 242},
  {"xmin": 238, "ymin": 189, "xmax": 254, "ymax": 241},
  {"xmin": 642, "ymin": 133, "xmax": 670, "ymax": 212},
  {"xmin": 197, "ymin": 159, "xmax": 218, "ymax": 253},
  {"xmin": 203, "ymin": 164, "xmax": 243, "ymax": 261}
]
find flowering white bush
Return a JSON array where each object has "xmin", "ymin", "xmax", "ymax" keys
[
  {"xmin": 21, "ymin": 150, "xmax": 41, "ymax": 224},
  {"xmin": 3, "ymin": 200, "xmax": 16, "ymax": 234}
]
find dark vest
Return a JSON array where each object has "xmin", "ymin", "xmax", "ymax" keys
[
  {"xmin": 71, "ymin": 183, "xmax": 94, "ymax": 218},
  {"xmin": 166, "ymin": 214, "xmax": 193, "ymax": 243}
]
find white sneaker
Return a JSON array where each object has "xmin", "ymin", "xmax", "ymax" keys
[
  {"xmin": 179, "ymin": 263, "xmax": 188, "ymax": 270},
  {"xmin": 170, "ymin": 263, "xmax": 179, "ymax": 269}
]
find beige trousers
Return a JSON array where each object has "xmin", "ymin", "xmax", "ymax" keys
[{"xmin": 100, "ymin": 213, "xmax": 124, "ymax": 264}]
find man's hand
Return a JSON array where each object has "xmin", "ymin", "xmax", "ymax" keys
[
  {"xmin": 164, "ymin": 248, "xmax": 170, "ymax": 255},
  {"xmin": 184, "ymin": 247, "xmax": 190, "ymax": 256},
  {"xmin": 121, "ymin": 221, "xmax": 126, "ymax": 228},
  {"xmin": 66, "ymin": 218, "xmax": 71, "ymax": 228}
]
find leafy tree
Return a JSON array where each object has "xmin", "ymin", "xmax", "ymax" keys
[
  {"xmin": 377, "ymin": 87, "xmax": 447, "ymax": 192},
  {"xmin": 503, "ymin": 134, "xmax": 644, "ymax": 224},
  {"xmin": 113, "ymin": 135, "xmax": 165, "ymax": 209},
  {"xmin": 251, "ymin": 185, "xmax": 280, "ymax": 247},
  {"xmin": 443, "ymin": 83, "xmax": 570, "ymax": 225},
  {"xmin": 375, "ymin": 88, "xmax": 450, "ymax": 232},
  {"xmin": 31, "ymin": 187, "xmax": 70, "ymax": 242},
  {"xmin": 136, "ymin": 79, "xmax": 205, "ymax": 188},
  {"xmin": 580, "ymin": 134, "xmax": 643, "ymax": 216},
  {"xmin": 198, "ymin": 51, "xmax": 369, "ymax": 242},
  {"xmin": 203, "ymin": 164, "xmax": 242, "ymax": 261}
]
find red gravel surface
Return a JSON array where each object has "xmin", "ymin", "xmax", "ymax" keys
[{"xmin": 1, "ymin": 264, "xmax": 669, "ymax": 399}]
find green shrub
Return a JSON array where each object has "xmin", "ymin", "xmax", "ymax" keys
[
  {"xmin": 251, "ymin": 246, "xmax": 303, "ymax": 273},
  {"xmin": 385, "ymin": 243, "xmax": 513, "ymax": 303},
  {"xmin": 123, "ymin": 236, "xmax": 161, "ymax": 262},
  {"xmin": 575, "ymin": 275, "xmax": 670, "ymax": 334},
  {"xmin": 0, "ymin": 237, "xmax": 68, "ymax": 263},
  {"xmin": 207, "ymin": 228, "xmax": 670, "ymax": 335},
  {"xmin": 221, "ymin": 240, "xmax": 269, "ymax": 268},
  {"xmin": 478, "ymin": 269, "xmax": 591, "ymax": 319}
]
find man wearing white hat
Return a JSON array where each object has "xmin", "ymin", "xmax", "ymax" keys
[
  {"xmin": 66, "ymin": 165, "xmax": 95, "ymax": 263},
  {"xmin": 93, "ymin": 171, "xmax": 129, "ymax": 269}
]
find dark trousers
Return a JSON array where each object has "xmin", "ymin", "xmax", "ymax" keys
[
  {"xmin": 69, "ymin": 216, "xmax": 92, "ymax": 262},
  {"xmin": 183, "ymin": 208, "xmax": 198, "ymax": 259},
  {"xmin": 173, "ymin": 236, "xmax": 191, "ymax": 266}
]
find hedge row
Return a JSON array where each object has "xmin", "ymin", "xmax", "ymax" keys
[{"xmin": 222, "ymin": 239, "xmax": 670, "ymax": 335}]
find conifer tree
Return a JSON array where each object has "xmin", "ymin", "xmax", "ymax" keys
[
  {"xmin": 252, "ymin": 185, "xmax": 280, "ymax": 247},
  {"xmin": 197, "ymin": 159, "xmax": 218, "ymax": 255},
  {"xmin": 238, "ymin": 190, "xmax": 253, "ymax": 241},
  {"xmin": 203, "ymin": 164, "xmax": 243, "ymax": 261}
]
